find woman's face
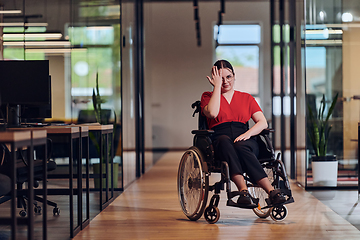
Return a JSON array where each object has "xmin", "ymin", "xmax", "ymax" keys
[{"xmin": 220, "ymin": 68, "xmax": 235, "ymax": 93}]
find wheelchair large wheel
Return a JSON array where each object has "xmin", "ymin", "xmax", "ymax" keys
[
  {"xmin": 178, "ymin": 147, "xmax": 209, "ymax": 221},
  {"xmin": 248, "ymin": 167, "xmax": 274, "ymax": 218}
]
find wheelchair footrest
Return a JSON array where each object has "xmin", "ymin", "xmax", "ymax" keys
[
  {"xmin": 226, "ymin": 199, "xmax": 258, "ymax": 209},
  {"xmin": 262, "ymin": 196, "xmax": 295, "ymax": 210}
]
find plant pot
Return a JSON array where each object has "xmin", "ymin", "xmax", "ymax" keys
[
  {"xmin": 93, "ymin": 163, "xmax": 119, "ymax": 189},
  {"xmin": 311, "ymin": 155, "xmax": 338, "ymax": 187}
]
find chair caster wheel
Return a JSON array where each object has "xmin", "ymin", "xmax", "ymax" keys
[
  {"xmin": 53, "ymin": 207, "xmax": 60, "ymax": 216},
  {"xmin": 204, "ymin": 206, "xmax": 220, "ymax": 224},
  {"xmin": 34, "ymin": 205, "xmax": 42, "ymax": 214},
  {"xmin": 270, "ymin": 205, "xmax": 288, "ymax": 221},
  {"xmin": 19, "ymin": 210, "xmax": 27, "ymax": 217}
]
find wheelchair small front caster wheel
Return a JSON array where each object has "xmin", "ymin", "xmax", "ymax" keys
[
  {"xmin": 204, "ymin": 206, "xmax": 220, "ymax": 224},
  {"xmin": 34, "ymin": 205, "xmax": 42, "ymax": 215},
  {"xmin": 270, "ymin": 205, "xmax": 287, "ymax": 222},
  {"xmin": 19, "ymin": 210, "xmax": 27, "ymax": 217},
  {"xmin": 53, "ymin": 207, "xmax": 60, "ymax": 216}
]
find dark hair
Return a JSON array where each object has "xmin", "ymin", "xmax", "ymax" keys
[{"xmin": 213, "ymin": 59, "xmax": 234, "ymax": 75}]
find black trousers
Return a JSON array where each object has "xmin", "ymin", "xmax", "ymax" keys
[{"xmin": 211, "ymin": 122, "xmax": 267, "ymax": 182}]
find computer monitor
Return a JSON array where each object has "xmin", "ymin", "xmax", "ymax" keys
[{"xmin": 0, "ymin": 60, "xmax": 51, "ymax": 127}]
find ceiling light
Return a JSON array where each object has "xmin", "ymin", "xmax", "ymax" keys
[
  {"xmin": 318, "ymin": 10, "xmax": 327, "ymax": 22},
  {"xmin": 25, "ymin": 48, "xmax": 87, "ymax": 54},
  {"xmin": 3, "ymin": 32, "xmax": 63, "ymax": 40},
  {"xmin": 326, "ymin": 23, "xmax": 360, "ymax": 28},
  {"xmin": 306, "ymin": 29, "xmax": 343, "ymax": 35},
  {"xmin": 86, "ymin": 26, "xmax": 113, "ymax": 31},
  {"xmin": 0, "ymin": 10, "xmax": 22, "ymax": 14},
  {"xmin": 0, "ymin": 22, "xmax": 48, "ymax": 27},
  {"xmin": 306, "ymin": 39, "xmax": 342, "ymax": 45},
  {"xmin": 3, "ymin": 41, "xmax": 71, "ymax": 47},
  {"xmin": 342, "ymin": 12, "xmax": 353, "ymax": 22}
]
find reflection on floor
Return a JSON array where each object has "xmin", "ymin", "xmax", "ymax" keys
[
  {"xmin": 310, "ymin": 190, "xmax": 360, "ymax": 231},
  {"xmin": 0, "ymin": 179, "xmax": 122, "ymax": 240},
  {"xmin": 307, "ymin": 170, "xmax": 358, "ymax": 187},
  {"xmin": 2, "ymin": 151, "xmax": 360, "ymax": 239},
  {"xmin": 73, "ymin": 151, "xmax": 360, "ymax": 240},
  {"xmin": 0, "ymin": 152, "xmax": 167, "ymax": 239}
]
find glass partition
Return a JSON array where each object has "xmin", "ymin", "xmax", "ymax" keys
[
  {"xmin": 270, "ymin": 0, "xmax": 296, "ymax": 179},
  {"xmin": 121, "ymin": 0, "xmax": 137, "ymax": 188},
  {"xmin": 305, "ymin": 0, "xmax": 360, "ymax": 188},
  {"xmin": 0, "ymin": 2, "xmax": 122, "ymax": 234},
  {"xmin": 69, "ymin": 3, "xmax": 122, "ymax": 217}
]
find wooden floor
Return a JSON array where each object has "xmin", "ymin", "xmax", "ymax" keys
[
  {"xmin": 0, "ymin": 184, "xmax": 121, "ymax": 240},
  {"xmin": 73, "ymin": 151, "xmax": 360, "ymax": 240}
]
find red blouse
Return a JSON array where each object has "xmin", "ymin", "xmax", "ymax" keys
[{"xmin": 200, "ymin": 90, "xmax": 262, "ymax": 129}]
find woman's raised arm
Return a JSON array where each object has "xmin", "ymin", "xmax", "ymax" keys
[{"xmin": 203, "ymin": 67, "xmax": 223, "ymax": 119}]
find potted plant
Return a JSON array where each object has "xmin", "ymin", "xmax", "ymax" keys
[
  {"xmin": 91, "ymin": 72, "xmax": 118, "ymax": 189},
  {"xmin": 307, "ymin": 93, "xmax": 339, "ymax": 187}
]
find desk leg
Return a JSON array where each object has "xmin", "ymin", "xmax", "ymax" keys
[
  {"xmin": 10, "ymin": 145, "xmax": 16, "ymax": 240},
  {"xmin": 96, "ymin": 130, "xmax": 115, "ymax": 211},
  {"xmin": 110, "ymin": 132, "xmax": 114, "ymax": 199},
  {"xmin": 69, "ymin": 136, "xmax": 74, "ymax": 238},
  {"xmin": 78, "ymin": 137, "xmax": 82, "ymax": 229},
  {"xmin": 86, "ymin": 136, "xmax": 90, "ymax": 221},
  {"xmin": 42, "ymin": 141, "xmax": 47, "ymax": 240},
  {"xmin": 27, "ymin": 142, "xmax": 34, "ymax": 240},
  {"xmin": 82, "ymin": 135, "xmax": 90, "ymax": 229},
  {"xmin": 105, "ymin": 133, "xmax": 109, "ymax": 203},
  {"xmin": 100, "ymin": 133, "xmax": 103, "ymax": 211}
]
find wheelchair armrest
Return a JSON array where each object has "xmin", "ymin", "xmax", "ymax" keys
[
  {"xmin": 191, "ymin": 130, "xmax": 214, "ymax": 135},
  {"xmin": 259, "ymin": 128, "xmax": 274, "ymax": 136}
]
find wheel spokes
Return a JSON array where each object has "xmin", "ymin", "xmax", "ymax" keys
[{"xmin": 179, "ymin": 150, "xmax": 204, "ymax": 217}]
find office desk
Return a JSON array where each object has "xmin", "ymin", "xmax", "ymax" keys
[
  {"xmin": 0, "ymin": 130, "xmax": 47, "ymax": 240},
  {"xmin": 81, "ymin": 124, "xmax": 115, "ymax": 210},
  {"xmin": 77, "ymin": 125, "xmax": 90, "ymax": 230},
  {"xmin": 44, "ymin": 125, "xmax": 89, "ymax": 238}
]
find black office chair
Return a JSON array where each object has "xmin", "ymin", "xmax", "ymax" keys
[
  {"xmin": 0, "ymin": 142, "xmax": 59, "ymax": 217},
  {"xmin": 77, "ymin": 109, "xmax": 112, "ymax": 124},
  {"xmin": 0, "ymin": 173, "xmax": 11, "ymax": 197},
  {"xmin": 77, "ymin": 109, "xmax": 113, "ymax": 158}
]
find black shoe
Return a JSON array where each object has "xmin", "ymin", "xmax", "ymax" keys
[
  {"xmin": 237, "ymin": 190, "xmax": 252, "ymax": 205},
  {"xmin": 269, "ymin": 189, "xmax": 286, "ymax": 205}
]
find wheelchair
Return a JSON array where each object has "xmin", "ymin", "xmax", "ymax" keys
[{"xmin": 177, "ymin": 101, "xmax": 294, "ymax": 224}]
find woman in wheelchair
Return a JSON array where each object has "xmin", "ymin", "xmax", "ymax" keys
[{"xmin": 201, "ymin": 59, "xmax": 286, "ymax": 207}]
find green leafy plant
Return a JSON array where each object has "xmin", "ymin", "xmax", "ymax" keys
[
  {"xmin": 307, "ymin": 93, "xmax": 339, "ymax": 157},
  {"xmin": 90, "ymin": 72, "xmax": 117, "ymax": 162},
  {"xmin": 92, "ymin": 72, "xmax": 106, "ymax": 124},
  {"xmin": 90, "ymin": 72, "xmax": 119, "ymax": 189}
]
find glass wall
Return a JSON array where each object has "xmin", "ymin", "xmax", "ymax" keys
[
  {"xmin": 305, "ymin": 0, "xmax": 360, "ymax": 188},
  {"xmin": 121, "ymin": 0, "xmax": 137, "ymax": 188},
  {"xmin": 0, "ymin": 0, "xmax": 122, "ymax": 203},
  {"xmin": 70, "ymin": 0, "xmax": 122, "ymax": 192},
  {"xmin": 270, "ymin": 0, "xmax": 298, "ymax": 179}
]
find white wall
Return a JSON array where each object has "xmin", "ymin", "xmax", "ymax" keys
[
  {"xmin": 343, "ymin": 27, "xmax": 360, "ymax": 160},
  {"xmin": 144, "ymin": 1, "xmax": 271, "ymax": 150},
  {"xmin": 48, "ymin": 56, "xmax": 68, "ymax": 120}
]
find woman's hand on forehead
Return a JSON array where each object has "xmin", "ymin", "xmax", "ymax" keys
[{"xmin": 207, "ymin": 66, "xmax": 223, "ymax": 87}]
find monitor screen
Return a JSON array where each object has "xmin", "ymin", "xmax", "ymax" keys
[
  {"xmin": 0, "ymin": 60, "xmax": 51, "ymax": 126},
  {"xmin": 0, "ymin": 60, "xmax": 50, "ymax": 105},
  {"xmin": 21, "ymin": 75, "xmax": 52, "ymax": 120}
]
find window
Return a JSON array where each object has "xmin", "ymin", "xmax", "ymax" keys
[
  {"xmin": 68, "ymin": 26, "xmax": 117, "ymax": 119},
  {"xmin": 215, "ymin": 24, "xmax": 261, "ymax": 103}
]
